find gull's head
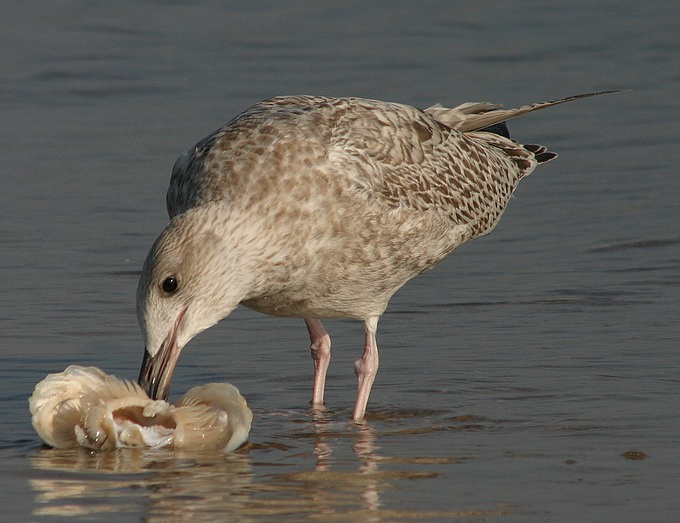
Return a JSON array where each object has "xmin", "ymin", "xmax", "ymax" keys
[{"xmin": 136, "ymin": 208, "xmax": 246, "ymax": 400}]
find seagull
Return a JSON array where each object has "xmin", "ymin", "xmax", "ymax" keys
[{"xmin": 136, "ymin": 90, "xmax": 617, "ymax": 421}]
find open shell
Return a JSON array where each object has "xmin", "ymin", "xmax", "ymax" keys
[{"xmin": 29, "ymin": 366, "xmax": 252, "ymax": 452}]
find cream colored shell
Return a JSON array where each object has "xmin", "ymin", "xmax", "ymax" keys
[{"xmin": 29, "ymin": 365, "xmax": 252, "ymax": 452}]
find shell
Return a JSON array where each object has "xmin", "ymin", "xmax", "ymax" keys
[{"xmin": 29, "ymin": 365, "xmax": 252, "ymax": 451}]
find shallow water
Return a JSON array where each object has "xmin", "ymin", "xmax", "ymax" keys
[{"xmin": 2, "ymin": 1, "xmax": 679, "ymax": 521}]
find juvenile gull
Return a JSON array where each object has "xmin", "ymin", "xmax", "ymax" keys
[{"xmin": 137, "ymin": 91, "xmax": 617, "ymax": 421}]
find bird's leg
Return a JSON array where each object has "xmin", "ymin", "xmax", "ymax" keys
[
  {"xmin": 305, "ymin": 319, "xmax": 331, "ymax": 406},
  {"xmin": 353, "ymin": 316, "xmax": 380, "ymax": 421}
]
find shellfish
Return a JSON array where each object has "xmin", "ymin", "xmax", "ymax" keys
[{"xmin": 29, "ymin": 365, "xmax": 252, "ymax": 451}]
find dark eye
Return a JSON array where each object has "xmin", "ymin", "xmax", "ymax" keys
[{"xmin": 162, "ymin": 276, "xmax": 179, "ymax": 294}]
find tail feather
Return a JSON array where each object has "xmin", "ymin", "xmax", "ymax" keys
[{"xmin": 425, "ymin": 90, "xmax": 622, "ymax": 133}]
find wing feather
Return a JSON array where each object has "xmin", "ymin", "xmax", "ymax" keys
[{"xmin": 164, "ymin": 91, "xmax": 617, "ymax": 237}]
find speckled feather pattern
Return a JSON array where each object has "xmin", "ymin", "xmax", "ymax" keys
[
  {"xmin": 169, "ymin": 96, "xmax": 538, "ymax": 229},
  {"xmin": 157, "ymin": 95, "xmax": 571, "ymax": 320}
]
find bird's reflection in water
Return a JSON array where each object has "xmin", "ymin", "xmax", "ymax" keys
[
  {"xmin": 353, "ymin": 424, "xmax": 381, "ymax": 513},
  {"xmin": 304, "ymin": 407, "xmax": 383, "ymax": 518},
  {"xmin": 28, "ymin": 408, "xmax": 499, "ymax": 521}
]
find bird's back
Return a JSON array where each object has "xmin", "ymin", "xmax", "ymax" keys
[{"xmin": 165, "ymin": 95, "xmax": 548, "ymax": 239}]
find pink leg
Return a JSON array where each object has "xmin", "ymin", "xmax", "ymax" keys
[
  {"xmin": 305, "ymin": 319, "xmax": 331, "ymax": 406},
  {"xmin": 353, "ymin": 316, "xmax": 380, "ymax": 421}
]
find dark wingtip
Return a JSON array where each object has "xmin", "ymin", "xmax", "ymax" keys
[
  {"xmin": 535, "ymin": 151, "xmax": 558, "ymax": 163},
  {"xmin": 524, "ymin": 144, "xmax": 557, "ymax": 163}
]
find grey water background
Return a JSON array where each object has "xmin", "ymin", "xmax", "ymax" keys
[{"xmin": 1, "ymin": 1, "xmax": 679, "ymax": 521}]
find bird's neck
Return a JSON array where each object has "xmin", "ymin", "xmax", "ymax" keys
[{"xmin": 196, "ymin": 204, "xmax": 297, "ymax": 306}]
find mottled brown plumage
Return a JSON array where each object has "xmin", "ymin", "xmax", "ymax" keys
[{"xmin": 137, "ymin": 91, "xmax": 617, "ymax": 420}]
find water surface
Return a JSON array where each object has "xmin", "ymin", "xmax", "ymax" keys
[{"xmin": 1, "ymin": 1, "xmax": 679, "ymax": 521}]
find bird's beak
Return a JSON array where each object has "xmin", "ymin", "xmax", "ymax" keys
[{"xmin": 138, "ymin": 306, "xmax": 189, "ymax": 400}]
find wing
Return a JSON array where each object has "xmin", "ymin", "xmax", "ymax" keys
[
  {"xmin": 324, "ymin": 98, "xmax": 552, "ymax": 238},
  {"xmin": 323, "ymin": 92, "xmax": 618, "ymax": 237},
  {"xmin": 165, "ymin": 92, "xmax": 613, "ymax": 237}
]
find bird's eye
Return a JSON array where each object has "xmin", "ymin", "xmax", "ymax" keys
[{"xmin": 161, "ymin": 276, "xmax": 179, "ymax": 294}]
